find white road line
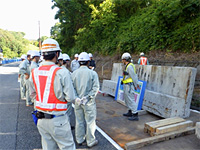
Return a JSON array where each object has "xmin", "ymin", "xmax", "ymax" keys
[
  {"xmin": 96, "ymin": 126, "xmax": 124, "ymax": 150},
  {"xmin": 0, "ymin": 132, "xmax": 16, "ymax": 135},
  {"xmin": 190, "ymin": 109, "xmax": 200, "ymax": 114},
  {"xmin": 72, "ymin": 103, "xmax": 124, "ymax": 150}
]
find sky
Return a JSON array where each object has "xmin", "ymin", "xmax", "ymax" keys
[{"xmin": 0, "ymin": 0, "xmax": 59, "ymax": 40}]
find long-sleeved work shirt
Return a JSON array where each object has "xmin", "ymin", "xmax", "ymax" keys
[
  {"xmin": 70, "ymin": 59, "xmax": 80, "ymax": 72},
  {"xmin": 29, "ymin": 61, "xmax": 76, "ymax": 115},
  {"xmin": 19, "ymin": 59, "xmax": 30, "ymax": 75},
  {"xmin": 30, "ymin": 61, "xmax": 39, "ymax": 72},
  {"xmin": 71, "ymin": 66, "xmax": 99, "ymax": 101},
  {"xmin": 89, "ymin": 59, "xmax": 96, "ymax": 70},
  {"xmin": 124, "ymin": 63, "xmax": 139, "ymax": 88}
]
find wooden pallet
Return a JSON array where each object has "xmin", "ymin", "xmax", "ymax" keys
[
  {"xmin": 125, "ymin": 127, "xmax": 195, "ymax": 150},
  {"xmin": 144, "ymin": 117, "xmax": 193, "ymax": 136}
]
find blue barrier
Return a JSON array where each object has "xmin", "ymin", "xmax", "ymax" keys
[{"xmin": 1, "ymin": 59, "xmax": 21, "ymax": 64}]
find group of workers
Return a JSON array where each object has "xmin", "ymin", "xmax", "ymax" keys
[{"xmin": 18, "ymin": 37, "xmax": 148, "ymax": 150}]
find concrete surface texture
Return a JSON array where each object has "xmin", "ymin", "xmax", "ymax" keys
[
  {"xmin": 96, "ymin": 94, "xmax": 200, "ymax": 150},
  {"xmin": 102, "ymin": 63, "xmax": 123, "ymax": 96},
  {"xmin": 136, "ymin": 65, "xmax": 197, "ymax": 118},
  {"xmin": 106, "ymin": 63, "xmax": 197, "ymax": 118},
  {"xmin": 111, "ymin": 63, "xmax": 123, "ymax": 82},
  {"xmin": 196, "ymin": 122, "xmax": 200, "ymax": 139},
  {"xmin": 102, "ymin": 80, "xmax": 117, "ymax": 96}
]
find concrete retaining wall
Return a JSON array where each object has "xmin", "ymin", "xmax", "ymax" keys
[
  {"xmin": 136, "ymin": 65, "xmax": 197, "ymax": 118},
  {"xmin": 102, "ymin": 63, "xmax": 197, "ymax": 118}
]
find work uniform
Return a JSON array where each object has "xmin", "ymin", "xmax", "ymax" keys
[
  {"xmin": 89, "ymin": 59, "xmax": 96, "ymax": 70},
  {"xmin": 138, "ymin": 56, "xmax": 149, "ymax": 65},
  {"xmin": 30, "ymin": 61, "xmax": 39, "ymax": 71},
  {"xmin": 122, "ymin": 63, "xmax": 139, "ymax": 114},
  {"xmin": 71, "ymin": 66, "xmax": 99, "ymax": 147},
  {"xmin": 29, "ymin": 61, "xmax": 76, "ymax": 150},
  {"xmin": 61, "ymin": 65, "xmax": 73, "ymax": 122},
  {"xmin": 19, "ymin": 58, "xmax": 31, "ymax": 105},
  {"xmin": 70, "ymin": 59, "xmax": 80, "ymax": 72},
  {"xmin": 18, "ymin": 60, "xmax": 26, "ymax": 99},
  {"xmin": 29, "ymin": 61, "xmax": 39, "ymax": 107}
]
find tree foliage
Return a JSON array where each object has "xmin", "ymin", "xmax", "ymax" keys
[
  {"xmin": 51, "ymin": 0, "xmax": 200, "ymax": 55},
  {"xmin": 0, "ymin": 28, "xmax": 39, "ymax": 58}
]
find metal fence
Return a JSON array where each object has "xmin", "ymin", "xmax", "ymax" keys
[{"xmin": 1, "ymin": 59, "xmax": 21, "ymax": 65}]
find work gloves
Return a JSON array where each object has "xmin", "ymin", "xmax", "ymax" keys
[{"xmin": 75, "ymin": 97, "xmax": 88, "ymax": 106}]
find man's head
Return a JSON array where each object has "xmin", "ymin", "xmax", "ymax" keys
[
  {"xmin": 63, "ymin": 54, "xmax": 70, "ymax": 64},
  {"xmin": 57, "ymin": 52, "xmax": 63, "ymax": 66},
  {"xmin": 41, "ymin": 38, "xmax": 61, "ymax": 63},
  {"xmin": 140, "ymin": 52, "xmax": 145, "ymax": 56},
  {"xmin": 78, "ymin": 52, "xmax": 90, "ymax": 66},
  {"xmin": 21, "ymin": 54, "xmax": 27, "ymax": 61},
  {"xmin": 121, "ymin": 52, "xmax": 131, "ymax": 65},
  {"xmin": 74, "ymin": 54, "xmax": 79, "ymax": 60},
  {"xmin": 27, "ymin": 50, "xmax": 33, "ymax": 61},
  {"xmin": 31, "ymin": 50, "xmax": 40, "ymax": 63},
  {"xmin": 88, "ymin": 53, "xmax": 93, "ymax": 60}
]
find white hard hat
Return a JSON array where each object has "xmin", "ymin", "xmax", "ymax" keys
[
  {"xmin": 121, "ymin": 52, "xmax": 131, "ymax": 60},
  {"xmin": 31, "ymin": 50, "xmax": 40, "ymax": 58},
  {"xmin": 63, "ymin": 54, "xmax": 70, "ymax": 61},
  {"xmin": 78, "ymin": 52, "xmax": 90, "ymax": 61},
  {"xmin": 41, "ymin": 38, "xmax": 61, "ymax": 53},
  {"xmin": 27, "ymin": 50, "xmax": 33, "ymax": 55},
  {"xmin": 21, "ymin": 54, "xmax": 27, "ymax": 59},
  {"xmin": 88, "ymin": 53, "xmax": 93, "ymax": 57},
  {"xmin": 140, "ymin": 52, "xmax": 144, "ymax": 56},
  {"xmin": 58, "ymin": 52, "xmax": 63, "ymax": 60},
  {"xmin": 74, "ymin": 54, "xmax": 79, "ymax": 58}
]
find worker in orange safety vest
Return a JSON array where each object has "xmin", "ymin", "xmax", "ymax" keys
[
  {"xmin": 138, "ymin": 52, "xmax": 149, "ymax": 65},
  {"xmin": 29, "ymin": 38, "xmax": 76, "ymax": 150}
]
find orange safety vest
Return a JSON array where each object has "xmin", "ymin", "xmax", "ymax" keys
[
  {"xmin": 32, "ymin": 65, "xmax": 68, "ymax": 111},
  {"xmin": 140, "ymin": 57, "xmax": 147, "ymax": 65}
]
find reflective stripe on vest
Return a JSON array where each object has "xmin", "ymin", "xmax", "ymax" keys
[
  {"xmin": 140, "ymin": 57, "xmax": 147, "ymax": 65},
  {"xmin": 122, "ymin": 63, "xmax": 136, "ymax": 84},
  {"xmin": 32, "ymin": 65, "xmax": 67, "ymax": 111}
]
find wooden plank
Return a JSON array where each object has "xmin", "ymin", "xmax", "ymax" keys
[
  {"xmin": 154, "ymin": 120, "xmax": 193, "ymax": 136},
  {"xmin": 145, "ymin": 117, "xmax": 185, "ymax": 134},
  {"xmin": 125, "ymin": 127, "xmax": 195, "ymax": 150}
]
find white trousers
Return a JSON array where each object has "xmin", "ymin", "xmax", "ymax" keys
[
  {"xmin": 25, "ymin": 79, "xmax": 31, "ymax": 105},
  {"xmin": 124, "ymin": 84, "xmax": 138, "ymax": 114},
  {"xmin": 20, "ymin": 75, "xmax": 26, "ymax": 99},
  {"xmin": 74, "ymin": 101, "xmax": 97, "ymax": 147},
  {"xmin": 37, "ymin": 114, "xmax": 76, "ymax": 150}
]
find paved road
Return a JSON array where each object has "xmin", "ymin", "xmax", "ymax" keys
[{"xmin": 0, "ymin": 62, "xmax": 118, "ymax": 150}]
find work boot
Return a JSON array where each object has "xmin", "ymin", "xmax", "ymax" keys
[
  {"xmin": 128, "ymin": 112, "xmax": 139, "ymax": 121},
  {"xmin": 87, "ymin": 140, "xmax": 98, "ymax": 148},
  {"xmin": 77, "ymin": 140, "xmax": 86, "ymax": 146},
  {"xmin": 123, "ymin": 110, "xmax": 132, "ymax": 117}
]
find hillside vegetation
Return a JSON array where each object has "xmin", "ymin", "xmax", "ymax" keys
[
  {"xmin": 0, "ymin": 29, "xmax": 38, "ymax": 58},
  {"xmin": 51, "ymin": 0, "xmax": 200, "ymax": 56}
]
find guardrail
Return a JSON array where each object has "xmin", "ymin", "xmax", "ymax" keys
[{"xmin": 1, "ymin": 59, "xmax": 21, "ymax": 65}]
